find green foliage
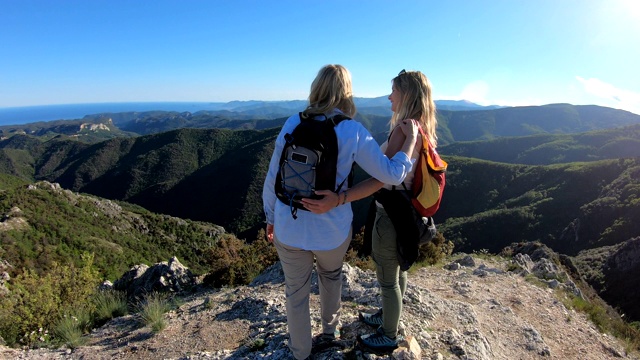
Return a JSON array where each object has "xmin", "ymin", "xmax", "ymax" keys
[
  {"xmin": 93, "ymin": 289, "xmax": 128, "ymax": 326},
  {"xmin": 561, "ymin": 292, "xmax": 640, "ymax": 351},
  {"xmin": 440, "ymin": 124, "xmax": 640, "ymax": 165},
  {"xmin": 202, "ymin": 234, "xmax": 278, "ymax": 288},
  {"xmin": 0, "ymin": 172, "xmax": 29, "ymax": 189},
  {"xmin": 0, "ymin": 174, "xmax": 223, "ymax": 281},
  {"xmin": 0, "ymin": 148, "xmax": 36, "ymax": 181},
  {"xmin": 570, "ymin": 296, "xmax": 609, "ymax": 330},
  {"xmin": 438, "ymin": 157, "xmax": 640, "ymax": 256},
  {"xmin": 136, "ymin": 292, "xmax": 173, "ymax": 333},
  {"xmin": 344, "ymin": 227, "xmax": 375, "ymax": 271},
  {"xmin": 14, "ymin": 126, "xmax": 282, "ymax": 240},
  {"xmin": 54, "ymin": 308, "xmax": 92, "ymax": 349},
  {"xmin": 416, "ymin": 232, "xmax": 455, "ymax": 265},
  {"xmin": 0, "ymin": 253, "xmax": 100, "ymax": 347},
  {"xmin": 246, "ymin": 338, "xmax": 267, "ymax": 351}
]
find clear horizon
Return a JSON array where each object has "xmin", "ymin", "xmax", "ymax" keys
[{"xmin": 1, "ymin": 0, "xmax": 639, "ymax": 114}]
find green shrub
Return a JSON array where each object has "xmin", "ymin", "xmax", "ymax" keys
[
  {"xmin": 54, "ymin": 309, "xmax": 91, "ymax": 349},
  {"xmin": 93, "ymin": 289, "xmax": 128, "ymax": 326},
  {"xmin": 203, "ymin": 235, "xmax": 278, "ymax": 287},
  {"xmin": 0, "ymin": 253, "xmax": 100, "ymax": 347},
  {"xmin": 247, "ymin": 338, "xmax": 266, "ymax": 351},
  {"xmin": 345, "ymin": 248, "xmax": 375, "ymax": 271},
  {"xmin": 345, "ymin": 228, "xmax": 375, "ymax": 270},
  {"xmin": 136, "ymin": 293, "xmax": 172, "ymax": 333},
  {"xmin": 562, "ymin": 292, "xmax": 640, "ymax": 352},
  {"xmin": 416, "ymin": 232, "xmax": 455, "ymax": 265}
]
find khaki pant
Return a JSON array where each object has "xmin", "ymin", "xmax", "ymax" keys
[{"xmin": 274, "ymin": 231, "xmax": 351, "ymax": 360}]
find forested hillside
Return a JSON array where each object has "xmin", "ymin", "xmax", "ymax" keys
[
  {"xmin": 436, "ymin": 156, "xmax": 639, "ymax": 255},
  {"xmin": 1, "ymin": 124, "xmax": 638, "ymax": 257},
  {"xmin": 0, "ymin": 174, "xmax": 226, "ymax": 280},
  {"xmin": 0, "ymin": 128, "xmax": 279, "ymax": 237},
  {"xmin": 440, "ymin": 124, "xmax": 640, "ymax": 164}
]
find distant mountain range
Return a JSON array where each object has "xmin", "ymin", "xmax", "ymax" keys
[
  {"xmin": 0, "ymin": 98, "xmax": 501, "ymax": 125},
  {"xmin": 3, "ymin": 103, "xmax": 640, "ymax": 148}
]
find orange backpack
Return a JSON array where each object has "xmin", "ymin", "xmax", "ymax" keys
[{"xmin": 410, "ymin": 126, "xmax": 447, "ymax": 217}]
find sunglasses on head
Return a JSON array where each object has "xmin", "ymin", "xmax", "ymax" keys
[{"xmin": 398, "ymin": 69, "xmax": 407, "ymax": 76}]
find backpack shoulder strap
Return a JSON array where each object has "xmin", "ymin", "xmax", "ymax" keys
[
  {"xmin": 299, "ymin": 111, "xmax": 329, "ymax": 123},
  {"xmin": 300, "ymin": 112, "xmax": 351, "ymax": 126},
  {"xmin": 328, "ymin": 113, "xmax": 353, "ymax": 192},
  {"xmin": 329, "ymin": 114, "xmax": 351, "ymax": 126}
]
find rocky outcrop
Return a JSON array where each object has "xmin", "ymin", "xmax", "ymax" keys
[
  {"xmin": 573, "ymin": 237, "xmax": 640, "ymax": 322},
  {"xmin": 79, "ymin": 123, "xmax": 111, "ymax": 132},
  {"xmin": 0, "ymin": 206, "xmax": 29, "ymax": 232},
  {"xmin": 0, "ymin": 259, "xmax": 12, "ymax": 296},
  {"xmin": 602, "ymin": 237, "xmax": 640, "ymax": 321},
  {"xmin": 112, "ymin": 256, "xmax": 197, "ymax": 300}
]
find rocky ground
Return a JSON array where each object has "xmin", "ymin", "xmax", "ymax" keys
[{"xmin": 1, "ymin": 254, "xmax": 638, "ymax": 360}]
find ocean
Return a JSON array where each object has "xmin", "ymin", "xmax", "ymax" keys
[{"xmin": 0, "ymin": 102, "xmax": 226, "ymax": 126}]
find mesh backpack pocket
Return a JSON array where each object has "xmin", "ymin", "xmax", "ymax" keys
[
  {"xmin": 280, "ymin": 145, "xmax": 321, "ymax": 199},
  {"xmin": 274, "ymin": 112, "xmax": 352, "ymax": 219}
]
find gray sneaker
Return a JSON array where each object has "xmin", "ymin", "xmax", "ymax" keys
[
  {"xmin": 359, "ymin": 308, "xmax": 383, "ymax": 327},
  {"xmin": 358, "ymin": 327, "xmax": 403, "ymax": 353}
]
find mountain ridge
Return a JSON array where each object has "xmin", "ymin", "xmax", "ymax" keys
[
  {"xmin": 3, "ymin": 103, "xmax": 639, "ymax": 147},
  {"xmin": 0, "ymin": 98, "xmax": 500, "ymax": 125}
]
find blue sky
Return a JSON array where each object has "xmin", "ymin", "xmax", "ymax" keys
[{"xmin": 1, "ymin": 0, "xmax": 639, "ymax": 114}]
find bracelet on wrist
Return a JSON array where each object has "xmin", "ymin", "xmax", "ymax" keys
[
  {"xmin": 342, "ymin": 190, "xmax": 348, "ymax": 205},
  {"xmin": 335, "ymin": 192, "xmax": 341, "ymax": 207}
]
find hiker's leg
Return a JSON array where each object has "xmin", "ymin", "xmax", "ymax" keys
[
  {"xmin": 275, "ymin": 236, "xmax": 314, "ymax": 359},
  {"xmin": 371, "ymin": 206, "xmax": 402, "ymax": 338},
  {"xmin": 314, "ymin": 229, "xmax": 352, "ymax": 335}
]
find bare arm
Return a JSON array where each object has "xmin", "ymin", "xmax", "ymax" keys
[
  {"xmin": 301, "ymin": 120, "xmax": 419, "ymax": 214},
  {"xmin": 300, "ymin": 178, "xmax": 383, "ymax": 214},
  {"xmin": 395, "ymin": 119, "xmax": 419, "ymax": 158}
]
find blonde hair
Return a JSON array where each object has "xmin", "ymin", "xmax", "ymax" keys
[
  {"xmin": 390, "ymin": 70, "xmax": 438, "ymax": 147},
  {"xmin": 304, "ymin": 64, "xmax": 357, "ymax": 118}
]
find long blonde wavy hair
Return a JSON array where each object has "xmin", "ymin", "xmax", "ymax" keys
[
  {"xmin": 303, "ymin": 64, "xmax": 357, "ymax": 118},
  {"xmin": 389, "ymin": 70, "xmax": 438, "ymax": 147}
]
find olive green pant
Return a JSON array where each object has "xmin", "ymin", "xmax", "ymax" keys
[
  {"xmin": 274, "ymin": 231, "xmax": 351, "ymax": 360},
  {"xmin": 372, "ymin": 205, "xmax": 407, "ymax": 339}
]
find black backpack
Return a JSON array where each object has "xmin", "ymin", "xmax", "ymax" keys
[{"xmin": 275, "ymin": 112, "xmax": 353, "ymax": 219}]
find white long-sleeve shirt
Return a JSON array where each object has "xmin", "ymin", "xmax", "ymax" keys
[{"xmin": 262, "ymin": 110, "xmax": 413, "ymax": 250}]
